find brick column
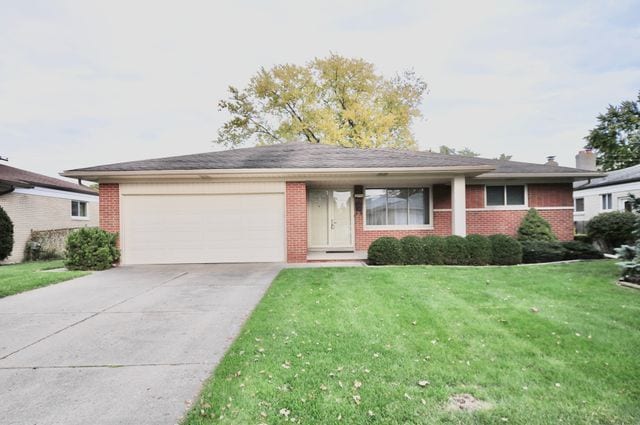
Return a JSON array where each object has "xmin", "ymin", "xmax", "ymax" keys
[
  {"xmin": 99, "ymin": 183, "xmax": 120, "ymax": 235},
  {"xmin": 286, "ymin": 182, "xmax": 307, "ymax": 263}
]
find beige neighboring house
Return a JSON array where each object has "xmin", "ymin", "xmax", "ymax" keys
[{"xmin": 0, "ymin": 163, "xmax": 98, "ymax": 263}]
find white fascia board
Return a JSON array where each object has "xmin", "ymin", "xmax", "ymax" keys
[
  {"xmin": 13, "ymin": 186, "xmax": 98, "ymax": 202},
  {"xmin": 61, "ymin": 165, "xmax": 496, "ymax": 181},
  {"xmin": 475, "ymin": 172, "xmax": 604, "ymax": 179}
]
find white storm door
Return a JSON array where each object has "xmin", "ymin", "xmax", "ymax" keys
[
  {"xmin": 329, "ymin": 190, "xmax": 353, "ymax": 248},
  {"xmin": 308, "ymin": 189, "xmax": 353, "ymax": 249}
]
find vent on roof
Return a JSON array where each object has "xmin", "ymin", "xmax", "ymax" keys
[{"xmin": 545, "ymin": 156, "xmax": 558, "ymax": 166}]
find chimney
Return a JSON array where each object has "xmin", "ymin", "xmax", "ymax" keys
[
  {"xmin": 545, "ymin": 155, "xmax": 558, "ymax": 166},
  {"xmin": 575, "ymin": 149, "xmax": 597, "ymax": 171}
]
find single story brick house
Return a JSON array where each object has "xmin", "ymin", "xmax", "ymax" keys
[
  {"xmin": 1, "ymin": 164, "xmax": 98, "ymax": 263},
  {"xmin": 62, "ymin": 142, "xmax": 602, "ymax": 265}
]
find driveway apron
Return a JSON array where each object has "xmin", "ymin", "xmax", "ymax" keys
[{"xmin": 0, "ymin": 263, "xmax": 282, "ymax": 425}]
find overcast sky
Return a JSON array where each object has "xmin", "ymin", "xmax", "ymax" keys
[{"xmin": 1, "ymin": 0, "xmax": 639, "ymax": 180}]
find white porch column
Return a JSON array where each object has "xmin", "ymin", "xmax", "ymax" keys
[{"xmin": 451, "ymin": 176, "xmax": 467, "ymax": 236}]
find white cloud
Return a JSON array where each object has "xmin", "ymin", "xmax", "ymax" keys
[{"xmin": 0, "ymin": 0, "xmax": 638, "ymax": 179}]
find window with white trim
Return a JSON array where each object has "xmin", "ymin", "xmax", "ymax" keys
[
  {"xmin": 365, "ymin": 188, "xmax": 430, "ymax": 226},
  {"xmin": 601, "ymin": 193, "xmax": 612, "ymax": 210},
  {"xmin": 71, "ymin": 200, "xmax": 88, "ymax": 218},
  {"xmin": 485, "ymin": 185, "xmax": 526, "ymax": 207},
  {"xmin": 575, "ymin": 198, "xmax": 584, "ymax": 212}
]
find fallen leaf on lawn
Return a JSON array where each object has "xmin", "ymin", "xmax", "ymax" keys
[
  {"xmin": 555, "ymin": 383, "xmax": 561, "ymax": 387},
  {"xmin": 352, "ymin": 395, "xmax": 361, "ymax": 405},
  {"xmin": 338, "ymin": 381, "xmax": 344, "ymax": 388},
  {"xmin": 421, "ymin": 398, "xmax": 426, "ymax": 405},
  {"xmin": 373, "ymin": 353, "xmax": 380, "ymax": 358},
  {"xmin": 282, "ymin": 361, "xmax": 291, "ymax": 369},
  {"xmin": 279, "ymin": 408, "xmax": 290, "ymax": 417},
  {"xmin": 368, "ymin": 410, "xmax": 375, "ymax": 416},
  {"xmin": 412, "ymin": 321, "xmax": 417, "ymax": 325},
  {"xmin": 320, "ymin": 384, "xmax": 328, "ymax": 391},
  {"xmin": 337, "ymin": 414, "xmax": 342, "ymax": 421},
  {"xmin": 418, "ymin": 380, "xmax": 430, "ymax": 387},
  {"xmin": 404, "ymin": 393, "xmax": 412, "ymax": 400},
  {"xmin": 353, "ymin": 380, "xmax": 362, "ymax": 389},
  {"xmin": 530, "ymin": 307, "xmax": 539, "ymax": 313}
]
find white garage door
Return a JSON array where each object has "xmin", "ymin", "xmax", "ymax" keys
[{"xmin": 120, "ymin": 185, "xmax": 285, "ymax": 264}]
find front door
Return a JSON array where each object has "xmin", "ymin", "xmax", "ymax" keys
[{"xmin": 308, "ymin": 189, "xmax": 353, "ymax": 250}]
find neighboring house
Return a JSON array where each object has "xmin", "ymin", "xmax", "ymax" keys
[
  {"xmin": 0, "ymin": 164, "xmax": 98, "ymax": 263},
  {"xmin": 573, "ymin": 160, "xmax": 640, "ymax": 233},
  {"xmin": 62, "ymin": 142, "xmax": 602, "ymax": 265}
]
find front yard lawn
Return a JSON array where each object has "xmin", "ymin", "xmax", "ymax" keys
[
  {"xmin": 0, "ymin": 260, "xmax": 89, "ymax": 298},
  {"xmin": 185, "ymin": 261, "xmax": 640, "ymax": 424}
]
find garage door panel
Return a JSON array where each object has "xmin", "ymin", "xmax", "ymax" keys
[{"xmin": 122, "ymin": 193, "xmax": 284, "ymax": 264}]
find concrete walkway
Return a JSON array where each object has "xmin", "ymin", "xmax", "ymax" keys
[{"xmin": 0, "ymin": 263, "xmax": 282, "ymax": 425}]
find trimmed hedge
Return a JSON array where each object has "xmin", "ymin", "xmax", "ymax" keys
[
  {"xmin": 400, "ymin": 236, "xmax": 424, "ymax": 265},
  {"xmin": 466, "ymin": 234, "xmax": 492, "ymax": 265},
  {"xmin": 0, "ymin": 205, "xmax": 13, "ymax": 261},
  {"xmin": 423, "ymin": 236, "xmax": 445, "ymax": 265},
  {"xmin": 587, "ymin": 211, "xmax": 636, "ymax": 251},
  {"xmin": 442, "ymin": 235, "xmax": 470, "ymax": 265},
  {"xmin": 65, "ymin": 228, "xmax": 120, "ymax": 271},
  {"xmin": 561, "ymin": 241, "xmax": 603, "ymax": 260},
  {"xmin": 489, "ymin": 234, "xmax": 522, "ymax": 265},
  {"xmin": 367, "ymin": 237, "xmax": 403, "ymax": 265},
  {"xmin": 521, "ymin": 241, "xmax": 566, "ymax": 263}
]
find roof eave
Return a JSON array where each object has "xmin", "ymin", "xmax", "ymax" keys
[
  {"xmin": 475, "ymin": 171, "xmax": 606, "ymax": 179},
  {"xmin": 61, "ymin": 165, "xmax": 497, "ymax": 181}
]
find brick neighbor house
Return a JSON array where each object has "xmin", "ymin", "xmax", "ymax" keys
[
  {"xmin": 62, "ymin": 142, "xmax": 602, "ymax": 265},
  {"xmin": 0, "ymin": 164, "xmax": 98, "ymax": 263}
]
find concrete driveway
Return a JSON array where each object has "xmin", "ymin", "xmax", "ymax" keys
[{"xmin": 0, "ymin": 263, "xmax": 282, "ymax": 425}]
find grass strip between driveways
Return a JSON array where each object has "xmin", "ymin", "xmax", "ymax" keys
[
  {"xmin": 183, "ymin": 260, "xmax": 640, "ymax": 425},
  {"xmin": 0, "ymin": 260, "xmax": 89, "ymax": 298}
]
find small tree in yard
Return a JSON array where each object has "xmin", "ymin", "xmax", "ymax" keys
[
  {"xmin": 615, "ymin": 194, "xmax": 640, "ymax": 283},
  {"xmin": 65, "ymin": 228, "xmax": 120, "ymax": 271},
  {"xmin": 0, "ymin": 206, "xmax": 13, "ymax": 261},
  {"xmin": 517, "ymin": 208, "xmax": 557, "ymax": 242}
]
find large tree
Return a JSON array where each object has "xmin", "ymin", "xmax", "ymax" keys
[
  {"xmin": 585, "ymin": 92, "xmax": 640, "ymax": 171},
  {"xmin": 437, "ymin": 145, "xmax": 480, "ymax": 157},
  {"xmin": 216, "ymin": 54, "xmax": 427, "ymax": 149}
]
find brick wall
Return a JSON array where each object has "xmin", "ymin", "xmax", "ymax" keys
[
  {"xmin": 99, "ymin": 183, "xmax": 120, "ymax": 235},
  {"xmin": 286, "ymin": 182, "xmax": 307, "ymax": 262},
  {"xmin": 355, "ymin": 210, "xmax": 451, "ymax": 250},
  {"xmin": 466, "ymin": 183, "xmax": 574, "ymax": 240},
  {"xmin": 528, "ymin": 184, "xmax": 573, "ymax": 207}
]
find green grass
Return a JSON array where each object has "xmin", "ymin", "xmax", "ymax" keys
[
  {"xmin": 184, "ymin": 261, "xmax": 640, "ymax": 425},
  {"xmin": 0, "ymin": 260, "xmax": 89, "ymax": 297}
]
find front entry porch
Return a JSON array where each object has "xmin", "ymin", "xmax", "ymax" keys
[{"xmin": 285, "ymin": 176, "xmax": 468, "ymax": 263}]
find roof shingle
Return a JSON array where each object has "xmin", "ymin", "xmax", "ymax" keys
[
  {"xmin": 0, "ymin": 164, "xmax": 97, "ymax": 195},
  {"xmin": 64, "ymin": 142, "xmax": 599, "ymax": 177}
]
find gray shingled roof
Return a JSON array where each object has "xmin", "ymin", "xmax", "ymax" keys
[
  {"xmin": 0, "ymin": 164, "xmax": 97, "ymax": 195},
  {"xmin": 574, "ymin": 164, "xmax": 640, "ymax": 190},
  {"xmin": 64, "ymin": 142, "xmax": 597, "ymax": 176}
]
